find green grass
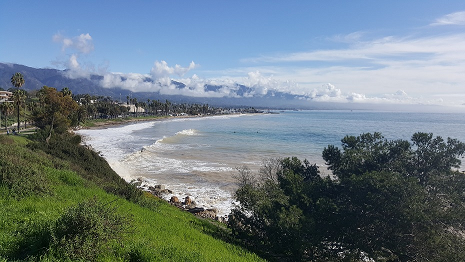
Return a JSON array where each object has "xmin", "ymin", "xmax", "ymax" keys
[{"xmin": 0, "ymin": 135, "xmax": 264, "ymax": 261}]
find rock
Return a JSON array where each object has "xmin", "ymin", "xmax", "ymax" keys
[
  {"xmin": 187, "ymin": 207, "xmax": 218, "ymax": 219},
  {"xmin": 170, "ymin": 196, "xmax": 180, "ymax": 203},
  {"xmin": 215, "ymin": 216, "xmax": 226, "ymax": 223},
  {"xmin": 184, "ymin": 196, "xmax": 192, "ymax": 206},
  {"xmin": 130, "ymin": 180, "xmax": 143, "ymax": 187},
  {"xmin": 154, "ymin": 185, "xmax": 165, "ymax": 190},
  {"xmin": 188, "ymin": 207, "xmax": 205, "ymax": 213},
  {"xmin": 185, "ymin": 203, "xmax": 196, "ymax": 209},
  {"xmin": 160, "ymin": 189, "xmax": 172, "ymax": 194},
  {"xmin": 148, "ymin": 185, "xmax": 167, "ymax": 192},
  {"xmin": 207, "ymin": 208, "xmax": 218, "ymax": 214},
  {"xmin": 197, "ymin": 209, "xmax": 217, "ymax": 219}
]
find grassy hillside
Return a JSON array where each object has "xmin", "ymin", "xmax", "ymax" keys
[{"xmin": 0, "ymin": 134, "xmax": 263, "ymax": 261}]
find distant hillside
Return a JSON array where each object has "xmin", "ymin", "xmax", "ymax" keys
[{"xmin": 0, "ymin": 63, "xmax": 126, "ymax": 97}]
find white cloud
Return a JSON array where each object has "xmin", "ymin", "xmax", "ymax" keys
[
  {"xmin": 308, "ymin": 83, "xmax": 344, "ymax": 102},
  {"xmin": 302, "ymin": 84, "xmax": 426, "ymax": 105},
  {"xmin": 329, "ymin": 31, "xmax": 365, "ymax": 44},
  {"xmin": 53, "ymin": 33, "xmax": 94, "ymax": 54},
  {"xmin": 100, "ymin": 72, "xmax": 159, "ymax": 92},
  {"xmin": 150, "ymin": 60, "xmax": 197, "ymax": 79},
  {"xmin": 63, "ymin": 54, "xmax": 93, "ymax": 79},
  {"xmin": 68, "ymin": 54, "xmax": 80, "ymax": 70},
  {"xmin": 245, "ymin": 34, "xmax": 465, "ymax": 64},
  {"xmin": 431, "ymin": 11, "xmax": 465, "ymax": 26},
  {"xmin": 236, "ymin": 29, "xmax": 465, "ymax": 106}
]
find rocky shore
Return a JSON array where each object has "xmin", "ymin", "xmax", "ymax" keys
[{"xmin": 130, "ymin": 178, "xmax": 228, "ymax": 223}]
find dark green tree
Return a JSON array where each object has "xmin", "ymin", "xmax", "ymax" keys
[
  {"xmin": 230, "ymin": 132, "xmax": 465, "ymax": 261},
  {"xmin": 60, "ymin": 87, "xmax": 72, "ymax": 97},
  {"xmin": 0, "ymin": 99, "xmax": 13, "ymax": 130},
  {"xmin": 32, "ymin": 86, "xmax": 79, "ymax": 142}
]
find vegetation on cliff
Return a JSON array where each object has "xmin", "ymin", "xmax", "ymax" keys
[
  {"xmin": 0, "ymin": 77, "xmax": 264, "ymax": 261},
  {"xmin": 230, "ymin": 132, "xmax": 465, "ymax": 261}
]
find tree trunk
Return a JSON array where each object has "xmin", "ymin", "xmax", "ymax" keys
[
  {"xmin": 17, "ymin": 103, "xmax": 20, "ymax": 133},
  {"xmin": 46, "ymin": 115, "xmax": 54, "ymax": 144}
]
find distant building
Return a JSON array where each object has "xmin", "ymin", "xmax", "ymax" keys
[
  {"xmin": 126, "ymin": 104, "xmax": 145, "ymax": 113},
  {"xmin": 0, "ymin": 91, "xmax": 13, "ymax": 103}
]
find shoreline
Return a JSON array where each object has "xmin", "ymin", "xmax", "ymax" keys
[
  {"xmin": 76, "ymin": 113, "xmax": 263, "ymax": 218},
  {"xmin": 76, "ymin": 115, "xmax": 195, "ymax": 130},
  {"xmin": 76, "ymin": 112, "xmax": 265, "ymax": 131}
]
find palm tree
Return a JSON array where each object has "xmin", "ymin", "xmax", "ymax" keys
[
  {"xmin": 164, "ymin": 99, "xmax": 171, "ymax": 116},
  {"xmin": 11, "ymin": 72, "xmax": 25, "ymax": 132},
  {"xmin": 132, "ymin": 98, "xmax": 138, "ymax": 115},
  {"xmin": 0, "ymin": 100, "xmax": 13, "ymax": 131},
  {"xmin": 61, "ymin": 87, "xmax": 72, "ymax": 97},
  {"xmin": 0, "ymin": 101, "xmax": 5, "ymax": 129},
  {"xmin": 12, "ymin": 89, "xmax": 26, "ymax": 131}
]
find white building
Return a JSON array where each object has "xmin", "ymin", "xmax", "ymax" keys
[{"xmin": 0, "ymin": 91, "xmax": 13, "ymax": 103}]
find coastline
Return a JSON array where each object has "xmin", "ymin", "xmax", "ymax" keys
[
  {"xmin": 76, "ymin": 115, "xmax": 193, "ymax": 130},
  {"xmin": 76, "ymin": 113, "xmax": 261, "ymax": 218},
  {"xmin": 76, "ymin": 112, "xmax": 265, "ymax": 130}
]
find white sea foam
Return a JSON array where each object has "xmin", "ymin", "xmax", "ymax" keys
[
  {"xmin": 135, "ymin": 176, "xmax": 236, "ymax": 217},
  {"xmin": 77, "ymin": 121, "xmax": 157, "ymax": 160},
  {"xmin": 175, "ymin": 129, "xmax": 198, "ymax": 136},
  {"xmin": 75, "ymin": 115, "xmax": 285, "ymax": 217}
]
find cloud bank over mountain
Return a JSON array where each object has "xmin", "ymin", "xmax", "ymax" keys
[{"xmin": 51, "ymin": 53, "xmax": 429, "ymax": 106}]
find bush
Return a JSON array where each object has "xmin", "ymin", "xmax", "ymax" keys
[
  {"xmin": 0, "ymin": 136, "xmax": 52, "ymax": 199},
  {"xmin": 28, "ymin": 132, "xmax": 143, "ymax": 202},
  {"xmin": 49, "ymin": 197, "xmax": 133, "ymax": 261},
  {"xmin": 230, "ymin": 133, "xmax": 465, "ymax": 261}
]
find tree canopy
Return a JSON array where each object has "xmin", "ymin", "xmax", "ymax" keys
[
  {"xmin": 31, "ymin": 86, "xmax": 79, "ymax": 141},
  {"xmin": 229, "ymin": 132, "xmax": 465, "ymax": 261}
]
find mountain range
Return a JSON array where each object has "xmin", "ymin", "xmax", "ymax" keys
[
  {"xmin": 1, "ymin": 62, "xmax": 403, "ymax": 111},
  {"xmin": 1, "ymin": 62, "xmax": 334, "ymax": 109}
]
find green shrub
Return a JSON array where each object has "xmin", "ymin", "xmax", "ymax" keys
[
  {"xmin": 0, "ymin": 162, "xmax": 51, "ymax": 199},
  {"xmin": 49, "ymin": 197, "xmax": 133, "ymax": 261},
  {"xmin": 0, "ymin": 138, "xmax": 52, "ymax": 199},
  {"xmin": 28, "ymin": 132, "xmax": 143, "ymax": 202}
]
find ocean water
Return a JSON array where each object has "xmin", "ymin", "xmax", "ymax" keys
[{"xmin": 77, "ymin": 110, "xmax": 465, "ymax": 216}]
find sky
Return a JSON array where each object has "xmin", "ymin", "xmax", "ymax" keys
[{"xmin": 1, "ymin": 1, "xmax": 465, "ymax": 108}]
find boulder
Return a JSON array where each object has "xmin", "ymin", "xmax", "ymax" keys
[
  {"xmin": 154, "ymin": 185, "xmax": 165, "ymax": 190},
  {"xmin": 187, "ymin": 207, "xmax": 205, "ymax": 213},
  {"xmin": 185, "ymin": 202, "xmax": 196, "ymax": 209},
  {"xmin": 184, "ymin": 196, "xmax": 192, "ymax": 206},
  {"xmin": 130, "ymin": 180, "xmax": 143, "ymax": 187},
  {"xmin": 170, "ymin": 196, "xmax": 180, "ymax": 203},
  {"xmin": 197, "ymin": 209, "xmax": 218, "ymax": 219},
  {"xmin": 216, "ymin": 216, "xmax": 226, "ymax": 223},
  {"xmin": 160, "ymin": 189, "xmax": 173, "ymax": 194}
]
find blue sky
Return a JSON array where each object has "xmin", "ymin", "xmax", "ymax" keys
[{"xmin": 1, "ymin": 1, "xmax": 465, "ymax": 107}]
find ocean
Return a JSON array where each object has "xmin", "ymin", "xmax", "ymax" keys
[{"xmin": 76, "ymin": 110, "xmax": 465, "ymax": 216}]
